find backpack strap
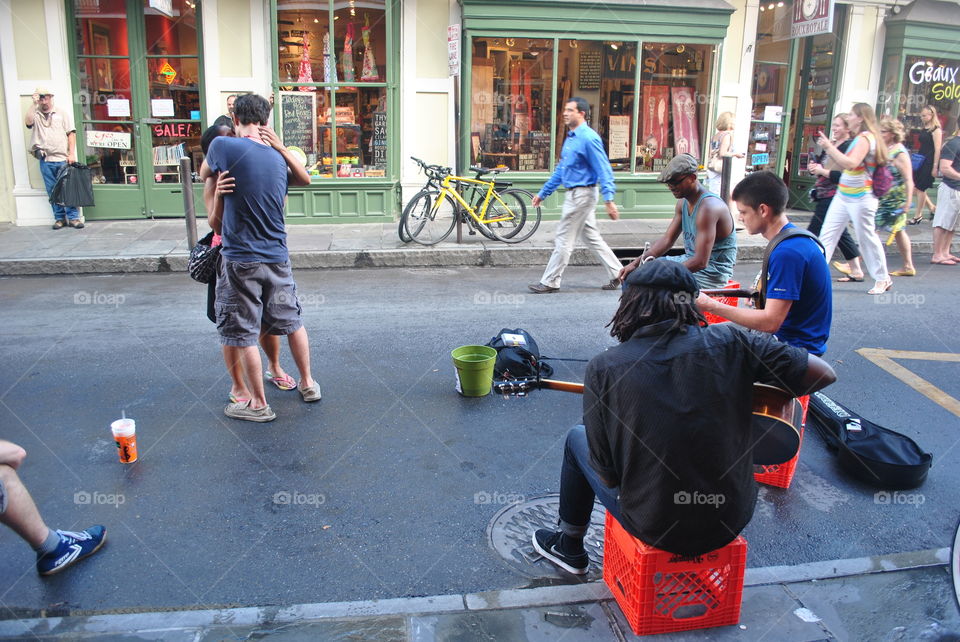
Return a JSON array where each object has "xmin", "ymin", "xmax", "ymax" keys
[{"xmin": 757, "ymin": 226, "xmax": 825, "ymax": 310}]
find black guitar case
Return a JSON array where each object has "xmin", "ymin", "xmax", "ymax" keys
[{"xmin": 807, "ymin": 391, "xmax": 932, "ymax": 489}]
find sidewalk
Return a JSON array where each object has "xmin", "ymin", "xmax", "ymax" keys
[
  {"xmin": 1, "ymin": 548, "xmax": 955, "ymax": 640},
  {"xmin": 0, "ymin": 211, "xmax": 950, "ymax": 276}
]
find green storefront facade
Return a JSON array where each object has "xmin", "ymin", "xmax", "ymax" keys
[{"xmin": 459, "ymin": 0, "xmax": 734, "ymax": 217}]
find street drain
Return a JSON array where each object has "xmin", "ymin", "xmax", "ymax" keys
[{"xmin": 486, "ymin": 493, "xmax": 606, "ymax": 580}]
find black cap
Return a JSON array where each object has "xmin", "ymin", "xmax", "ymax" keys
[{"xmin": 625, "ymin": 258, "xmax": 699, "ymax": 296}]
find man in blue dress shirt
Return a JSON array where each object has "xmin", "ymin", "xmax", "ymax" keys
[{"xmin": 529, "ymin": 98, "xmax": 622, "ymax": 294}]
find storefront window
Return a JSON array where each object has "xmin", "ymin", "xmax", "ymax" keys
[
  {"xmin": 635, "ymin": 42, "xmax": 714, "ymax": 172},
  {"xmin": 895, "ymin": 55, "xmax": 960, "ymax": 132},
  {"xmin": 747, "ymin": 4, "xmax": 792, "ymax": 173},
  {"xmin": 792, "ymin": 20, "xmax": 844, "ymax": 179},
  {"xmin": 276, "ymin": 0, "xmax": 389, "ymax": 179},
  {"xmin": 467, "ymin": 37, "xmax": 715, "ymax": 174},
  {"xmin": 470, "ymin": 38, "xmax": 554, "ymax": 171}
]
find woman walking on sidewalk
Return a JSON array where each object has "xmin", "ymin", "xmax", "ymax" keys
[
  {"xmin": 816, "ymin": 103, "xmax": 892, "ymax": 295},
  {"xmin": 876, "ymin": 117, "xmax": 915, "ymax": 276},
  {"xmin": 909, "ymin": 105, "xmax": 942, "ymax": 225},
  {"xmin": 806, "ymin": 113, "xmax": 864, "ymax": 281}
]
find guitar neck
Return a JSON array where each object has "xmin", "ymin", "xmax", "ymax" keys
[{"xmin": 540, "ymin": 379, "xmax": 584, "ymax": 394}]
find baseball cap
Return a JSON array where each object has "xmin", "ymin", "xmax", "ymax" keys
[
  {"xmin": 624, "ymin": 258, "xmax": 699, "ymax": 296},
  {"xmin": 34, "ymin": 86, "xmax": 54, "ymax": 97},
  {"xmin": 657, "ymin": 153, "xmax": 700, "ymax": 183}
]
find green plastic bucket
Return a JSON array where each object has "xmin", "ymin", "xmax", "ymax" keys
[{"xmin": 451, "ymin": 345, "xmax": 497, "ymax": 397}]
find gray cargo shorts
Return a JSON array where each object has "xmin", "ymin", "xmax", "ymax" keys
[{"xmin": 215, "ymin": 259, "xmax": 303, "ymax": 347}]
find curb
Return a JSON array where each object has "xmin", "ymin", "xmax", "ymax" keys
[{"xmin": 0, "ymin": 547, "xmax": 948, "ymax": 638}]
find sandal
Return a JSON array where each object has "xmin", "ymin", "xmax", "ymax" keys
[
  {"xmin": 836, "ymin": 275, "xmax": 864, "ymax": 282},
  {"xmin": 867, "ymin": 281, "xmax": 893, "ymax": 295},
  {"xmin": 907, "ymin": 215, "xmax": 924, "ymax": 225},
  {"xmin": 265, "ymin": 371, "xmax": 296, "ymax": 390},
  {"xmin": 229, "ymin": 393, "xmax": 250, "ymax": 404},
  {"xmin": 832, "ymin": 261, "xmax": 853, "ymax": 276}
]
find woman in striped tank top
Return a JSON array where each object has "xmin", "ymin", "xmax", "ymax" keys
[{"xmin": 816, "ymin": 103, "xmax": 893, "ymax": 295}]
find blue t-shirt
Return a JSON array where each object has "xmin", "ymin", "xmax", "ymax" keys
[
  {"xmin": 766, "ymin": 223, "xmax": 832, "ymax": 355},
  {"xmin": 206, "ymin": 137, "xmax": 289, "ymax": 263}
]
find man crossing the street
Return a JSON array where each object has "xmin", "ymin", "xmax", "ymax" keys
[{"xmin": 528, "ymin": 97, "xmax": 622, "ymax": 294}]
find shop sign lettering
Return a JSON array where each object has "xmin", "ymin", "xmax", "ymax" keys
[
  {"xmin": 153, "ymin": 123, "xmax": 192, "ymax": 138},
  {"xmin": 908, "ymin": 61, "xmax": 959, "ymax": 85}
]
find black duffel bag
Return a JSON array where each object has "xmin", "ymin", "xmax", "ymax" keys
[{"xmin": 807, "ymin": 391, "xmax": 932, "ymax": 489}]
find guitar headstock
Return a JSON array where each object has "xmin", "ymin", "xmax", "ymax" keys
[{"xmin": 492, "ymin": 378, "xmax": 539, "ymax": 396}]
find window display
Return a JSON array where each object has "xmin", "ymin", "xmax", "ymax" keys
[
  {"xmin": 468, "ymin": 38, "xmax": 715, "ymax": 174},
  {"xmin": 276, "ymin": 0, "xmax": 389, "ymax": 179},
  {"xmin": 747, "ymin": 4, "xmax": 791, "ymax": 173},
  {"xmin": 892, "ymin": 55, "xmax": 960, "ymax": 131}
]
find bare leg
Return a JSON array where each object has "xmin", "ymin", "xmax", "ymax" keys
[
  {"xmin": 847, "ymin": 256, "xmax": 864, "ymax": 278},
  {"xmin": 0, "ymin": 464, "xmax": 51, "ymax": 549},
  {"xmin": 894, "ymin": 230, "xmax": 914, "ymax": 272},
  {"xmin": 259, "ymin": 332, "xmax": 289, "ymax": 382},
  {"xmin": 238, "ymin": 345, "xmax": 268, "ymax": 409},
  {"xmin": 932, "ymin": 227, "xmax": 957, "ymax": 263},
  {"xmin": 285, "ymin": 326, "xmax": 316, "ymax": 389},
  {"xmin": 222, "ymin": 346, "xmax": 250, "ymax": 402}
]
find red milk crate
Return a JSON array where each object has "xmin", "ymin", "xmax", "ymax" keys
[
  {"xmin": 602, "ymin": 513, "xmax": 747, "ymax": 636},
  {"xmin": 703, "ymin": 280, "xmax": 740, "ymax": 325},
  {"xmin": 754, "ymin": 394, "xmax": 809, "ymax": 488}
]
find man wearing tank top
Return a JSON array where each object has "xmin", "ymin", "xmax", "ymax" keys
[{"xmin": 619, "ymin": 153, "xmax": 737, "ymax": 288}]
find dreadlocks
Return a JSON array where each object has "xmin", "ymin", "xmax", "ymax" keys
[{"xmin": 606, "ymin": 285, "xmax": 706, "ymax": 342}]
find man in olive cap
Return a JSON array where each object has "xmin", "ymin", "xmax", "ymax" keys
[
  {"xmin": 618, "ymin": 153, "xmax": 735, "ymax": 288},
  {"xmin": 24, "ymin": 87, "xmax": 82, "ymax": 230},
  {"xmin": 531, "ymin": 260, "xmax": 835, "ymax": 574}
]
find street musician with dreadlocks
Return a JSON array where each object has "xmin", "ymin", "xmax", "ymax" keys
[{"xmin": 531, "ymin": 260, "xmax": 835, "ymax": 574}]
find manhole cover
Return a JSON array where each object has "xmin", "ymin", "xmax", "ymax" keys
[{"xmin": 487, "ymin": 494, "xmax": 606, "ymax": 580}]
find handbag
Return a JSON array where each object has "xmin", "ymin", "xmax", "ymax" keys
[
  {"xmin": 49, "ymin": 163, "xmax": 95, "ymax": 208},
  {"xmin": 188, "ymin": 231, "xmax": 221, "ymax": 284},
  {"xmin": 871, "ymin": 162, "xmax": 893, "ymax": 197},
  {"xmin": 910, "ymin": 153, "xmax": 926, "ymax": 171}
]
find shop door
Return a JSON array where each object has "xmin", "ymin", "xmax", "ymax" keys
[{"xmin": 70, "ymin": 0, "xmax": 204, "ymax": 220}]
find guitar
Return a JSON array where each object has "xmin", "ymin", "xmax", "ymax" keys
[{"xmin": 493, "ymin": 378, "xmax": 801, "ymax": 466}]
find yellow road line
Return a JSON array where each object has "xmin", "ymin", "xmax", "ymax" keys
[{"xmin": 857, "ymin": 348, "xmax": 960, "ymax": 418}]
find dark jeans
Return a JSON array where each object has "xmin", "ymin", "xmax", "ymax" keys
[
  {"xmin": 558, "ymin": 425, "xmax": 622, "ymax": 537},
  {"xmin": 39, "ymin": 160, "xmax": 80, "ymax": 222},
  {"xmin": 809, "ymin": 196, "xmax": 860, "ymax": 261}
]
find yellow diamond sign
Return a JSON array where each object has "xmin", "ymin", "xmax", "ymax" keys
[{"xmin": 160, "ymin": 62, "xmax": 177, "ymax": 85}]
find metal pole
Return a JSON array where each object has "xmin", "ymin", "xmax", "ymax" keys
[
  {"xmin": 720, "ymin": 155, "xmax": 733, "ymax": 203},
  {"xmin": 454, "ymin": 78, "xmax": 463, "ymax": 245},
  {"xmin": 180, "ymin": 157, "xmax": 197, "ymax": 248}
]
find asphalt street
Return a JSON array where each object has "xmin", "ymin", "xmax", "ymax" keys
[{"xmin": 0, "ymin": 258, "xmax": 958, "ymax": 617}]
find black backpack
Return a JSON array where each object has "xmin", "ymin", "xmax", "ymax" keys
[
  {"xmin": 807, "ymin": 392, "xmax": 932, "ymax": 489},
  {"xmin": 485, "ymin": 328, "xmax": 554, "ymax": 380}
]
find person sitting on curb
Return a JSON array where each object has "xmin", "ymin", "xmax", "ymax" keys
[
  {"xmin": 0, "ymin": 440, "xmax": 106, "ymax": 575},
  {"xmin": 618, "ymin": 154, "xmax": 737, "ymax": 289},
  {"xmin": 531, "ymin": 260, "xmax": 836, "ymax": 574},
  {"xmin": 696, "ymin": 171, "xmax": 832, "ymax": 356}
]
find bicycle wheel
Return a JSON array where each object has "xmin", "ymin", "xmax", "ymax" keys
[
  {"xmin": 405, "ymin": 191, "xmax": 457, "ymax": 245},
  {"xmin": 399, "ymin": 189, "xmax": 433, "ymax": 242},
  {"xmin": 487, "ymin": 189, "xmax": 541, "ymax": 243}
]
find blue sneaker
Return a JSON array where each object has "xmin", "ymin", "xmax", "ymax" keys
[{"xmin": 36, "ymin": 526, "xmax": 107, "ymax": 576}]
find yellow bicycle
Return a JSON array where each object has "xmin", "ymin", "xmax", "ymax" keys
[{"xmin": 403, "ymin": 159, "xmax": 541, "ymax": 246}]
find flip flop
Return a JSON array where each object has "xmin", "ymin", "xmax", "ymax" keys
[
  {"xmin": 229, "ymin": 393, "xmax": 250, "ymax": 404},
  {"xmin": 265, "ymin": 371, "xmax": 297, "ymax": 390},
  {"xmin": 836, "ymin": 275, "xmax": 864, "ymax": 282},
  {"xmin": 832, "ymin": 261, "xmax": 853, "ymax": 276},
  {"xmin": 930, "ymin": 259, "xmax": 957, "ymax": 266}
]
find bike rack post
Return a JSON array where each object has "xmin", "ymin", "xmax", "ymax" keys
[
  {"xmin": 720, "ymin": 155, "xmax": 733, "ymax": 203},
  {"xmin": 180, "ymin": 157, "xmax": 198, "ymax": 248}
]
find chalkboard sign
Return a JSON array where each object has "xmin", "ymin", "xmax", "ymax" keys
[
  {"xmin": 578, "ymin": 51, "xmax": 601, "ymax": 90},
  {"xmin": 372, "ymin": 111, "xmax": 387, "ymax": 168},
  {"xmin": 279, "ymin": 91, "xmax": 317, "ymax": 152}
]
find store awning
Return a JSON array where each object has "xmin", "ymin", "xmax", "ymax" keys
[
  {"xmin": 885, "ymin": 0, "xmax": 960, "ymax": 58},
  {"xmin": 461, "ymin": 0, "xmax": 734, "ymax": 41}
]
